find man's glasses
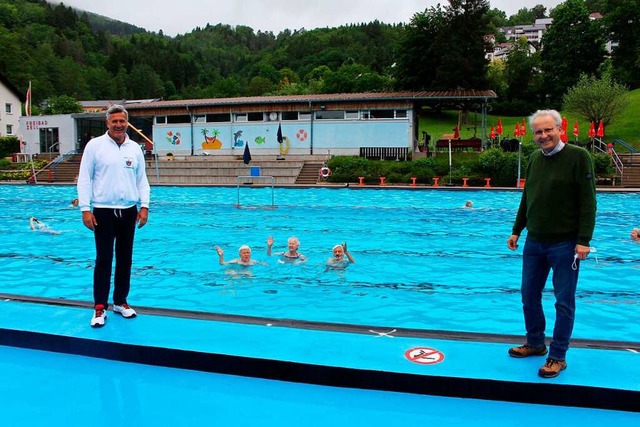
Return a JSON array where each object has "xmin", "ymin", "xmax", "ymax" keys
[{"xmin": 533, "ymin": 127, "xmax": 558, "ymax": 136}]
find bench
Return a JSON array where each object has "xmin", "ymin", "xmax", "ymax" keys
[{"xmin": 435, "ymin": 138, "xmax": 482, "ymax": 152}]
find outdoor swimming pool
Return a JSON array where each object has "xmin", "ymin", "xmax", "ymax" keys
[{"xmin": 1, "ymin": 185, "xmax": 639, "ymax": 342}]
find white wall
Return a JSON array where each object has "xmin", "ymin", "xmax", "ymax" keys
[
  {"xmin": 0, "ymin": 83, "xmax": 21, "ymax": 137},
  {"xmin": 18, "ymin": 115, "xmax": 76, "ymax": 155}
]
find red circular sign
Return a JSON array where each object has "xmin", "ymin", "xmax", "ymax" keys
[{"xmin": 404, "ymin": 347, "xmax": 445, "ymax": 365}]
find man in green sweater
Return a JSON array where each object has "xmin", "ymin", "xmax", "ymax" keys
[{"xmin": 507, "ymin": 109, "xmax": 596, "ymax": 378}]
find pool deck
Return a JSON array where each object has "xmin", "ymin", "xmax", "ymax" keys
[{"xmin": 1, "ymin": 297, "xmax": 638, "ymax": 413}]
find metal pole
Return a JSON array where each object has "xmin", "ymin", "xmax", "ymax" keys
[
  {"xmin": 517, "ymin": 139, "xmax": 522, "ymax": 188},
  {"xmin": 448, "ymin": 139, "xmax": 452, "ymax": 184}
]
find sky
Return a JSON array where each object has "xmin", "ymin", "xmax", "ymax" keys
[{"xmin": 55, "ymin": 0, "xmax": 566, "ymax": 37}]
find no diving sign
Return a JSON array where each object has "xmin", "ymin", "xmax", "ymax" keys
[{"xmin": 405, "ymin": 347, "xmax": 445, "ymax": 365}]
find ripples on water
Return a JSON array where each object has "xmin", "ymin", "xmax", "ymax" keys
[{"xmin": 1, "ymin": 185, "xmax": 639, "ymax": 341}]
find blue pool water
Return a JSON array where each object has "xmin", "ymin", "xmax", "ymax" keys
[{"xmin": 1, "ymin": 185, "xmax": 639, "ymax": 341}]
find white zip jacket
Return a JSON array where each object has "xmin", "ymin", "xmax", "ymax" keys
[{"xmin": 77, "ymin": 132, "xmax": 150, "ymax": 211}]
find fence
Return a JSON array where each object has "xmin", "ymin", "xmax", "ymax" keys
[{"xmin": 359, "ymin": 147, "xmax": 409, "ymax": 161}]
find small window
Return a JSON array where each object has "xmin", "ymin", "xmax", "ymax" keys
[
  {"xmin": 6, "ymin": 124, "xmax": 13, "ymax": 134},
  {"xmin": 248, "ymin": 112, "xmax": 264, "ymax": 122},
  {"xmin": 235, "ymin": 113, "xmax": 247, "ymax": 122},
  {"xmin": 193, "ymin": 115, "xmax": 206, "ymax": 123},
  {"xmin": 5, "ymin": 103, "xmax": 12, "ymax": 114},
  {"xmin": 369, "ymin": 110, "xmax": 394, "ymax": 119},
  {"xmin": 345, "ymin": 110, "xmax": 359, "ymax": 119},
  {"xmin": 207, "ymin": 113, "xmax": 231, "ymax": 123},
  {"xmin": 395, "ymin": 110, "xmax": 408, "ymax": 118},
  {"xmin": 167, "ymin": 115, "xmax": 190, "ymax": 124},
  {"xmin": 298, "ymin": 112, "xmax": 311, "ymax": 120},
  {"xmin": 316, "ymin": 110, "xmax": 344, "ymax": 120},
  {"xmin": 156, "ymin": 116, "xmax": 167, "ymax": 124},
  {"xmin": 282, "ymin": 111, "xmax": 299, "ymax": 121}
]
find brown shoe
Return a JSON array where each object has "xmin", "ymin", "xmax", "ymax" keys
[
  {"xmin": 538, "ymin": 358, "xmax": 567, "ymax": 378},
  {"xmin": 508, "ymin": 344, "xmax": 548, "ymax": 358}
]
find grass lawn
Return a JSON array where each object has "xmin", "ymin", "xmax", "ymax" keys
[{"xmin": 418, "ymin": 88, "xmax": 640, "ymax": 148}]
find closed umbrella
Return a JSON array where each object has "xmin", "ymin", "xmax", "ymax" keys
[
  {"xmin": 560, "ymin": 117, "xmax": 568, "ymax": 143},
  {"xmin": 521, "ymin": 119, "xmax": 527, "ymax": 136},
  {"xmin": 597, "ymin": 120, "xmax": 605, "ymax": 138},
  {"xmin": 572, "ymin": 121, "xmax": 579, "ymax": 138},
  {"xmin": 514, "ymin": 122, "xmax": 521, "ymax": 137},
  {"xmin": 243, "ymin": 141, "xmax": 252, "ymax": 165},
  {"xmin": 588, "ymin": 121, "xmax": 596, "ymax": 138},
  {"xmin": 453, "ymin": 125, "xmax": 460, "ymax": 139},
  {"xmin": 490, "ymin": 125, "xmax": 496, "ymax": 139},
  {"xmin": 497, "ymin": 118, "xmax": 503, "ymax": 136}
]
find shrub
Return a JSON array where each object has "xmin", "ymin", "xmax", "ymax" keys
[{"xmin": 0, "ymin": 136, "xmax": 20, "ymax": 158}]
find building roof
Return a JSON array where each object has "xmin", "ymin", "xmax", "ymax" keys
[
  {"xmin": 0, "ymin": 73, "xmax": 25, "ymax": 101},
  {"xmin": 125, "ymin": 91, "xmax": 497, "ymax": 111}
]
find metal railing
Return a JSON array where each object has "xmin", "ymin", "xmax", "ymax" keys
[
  {"xmin": 592, "ymin": 138, "xmax": 623, "ymax": 184},
  {"xmin": 359, "ymin": 147, "xmax": 409, "ymax": 161}
]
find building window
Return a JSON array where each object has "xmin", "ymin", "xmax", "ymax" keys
[
  {"xmin": 234, "ymin": 113, "xmax": 247, "ymax": 122},
  {"xmin": 167, "ymin": 115, "xmax": 190, "ymax": 124},
  {"xmin": 207, "ymin": 113, "xmax": 231, "ymax": 122},
  {"xmin": 298, "ymin": 112, "xmax": 311, "ymax": 120},
  {"xmin": 193, "ymin": 115, "xmax": 206, "ymax": 123},
  {"xmin": 395, "ymin": 110, "xmax": 408, "ymax": 118},
  {"xmin": 6, "ymin": 124, "xmax": 13, "ymax": 135},
  {"xmin": 248, "ymin": 112, "xmax": 264, "ymax": 122},
  {"xmin": 345, "ymin": 110, "xmax": 359, "ymax": 119},
  {"xmin": 5, "ymin": 103, "xmax": 12, "ymax": 114},
  {"xmin": 281, "ymin": 111, "xmax": 299, "ymax": 121},
  {"xmin": 156, "ymin": 116, "xmax": 167, "ymax": 124},
  {"xmin": 316, "ymin": 110, "xmax": 345, "ymax": 120}
]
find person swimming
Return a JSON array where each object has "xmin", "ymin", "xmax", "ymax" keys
[
  {"xmin": 267, "ymin": 236, "xmax": 307, "ymax": 263},
  {"xmin": 463, "ymin": 200, "xmax": 474, "ymax": 208},
  {"xmin": 29, "ymin": 217, "xmax": 60, "ymax": 235},
  {"xmin": 215, "ymin": 245, "xmax": 267, "ymax": 266},
  {"xmin": 70, "ymin": 198, "xmax": 79, "ymax": 208},
  {"xmin": 326, "ymin": 241, "xmax": 355, "ymax": 270}
]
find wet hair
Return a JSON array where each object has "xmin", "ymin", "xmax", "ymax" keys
[
  {"xmin": 106, "ymin": 104, "xmax": 129, "ymax": 121},
  {"xmin": 529, "ymin": 109, "xmax": 561, "ymax": 129},
  {"xmin": 238, "ymin": 245, "xmax": 251, "ymax": 254}
]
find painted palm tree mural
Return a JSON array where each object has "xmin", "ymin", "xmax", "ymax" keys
[{"xmin": 201, "ymin": 128, "xmax": 223, "ymax": 149}]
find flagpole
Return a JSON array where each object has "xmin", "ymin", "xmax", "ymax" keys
[{"xmin": 448, "ymin": 138, "xmax": 452, "ymax": 184}]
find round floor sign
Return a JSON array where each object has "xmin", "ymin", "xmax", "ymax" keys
[{"xmin": 405, "ymin": 347, "xmax": 445, "ymax": 365}]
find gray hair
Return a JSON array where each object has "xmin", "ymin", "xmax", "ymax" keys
[
  {"xmin": 529, "ymin": 109, "xmax": 561, "ymax": 129},
  {"xmin": 106, "ymin": 104, "xmax": 129, "ymax": 121},
  {"xmin": 287, "ymin": 236, "xmax": 300, "ymax": 245},
  {"xmin": 238, "ymin": 245, "xmax": 251, "ymax": 254}
]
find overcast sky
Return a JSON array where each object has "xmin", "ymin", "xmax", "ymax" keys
[{"xmin": 55, "ymin": 0, "xmax": 565, "ymax": 37}]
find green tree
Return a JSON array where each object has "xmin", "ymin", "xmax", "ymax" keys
[
  {"xmin": 540, "ymin": 0, "xmax": 606, "ymax": 107},
  {"xmin": 602, "ymin": 0, "xmax": 640, "ymax": 89},
  {"xmin": 42, "ymin": 95, "xmax": 83, "ymax": 114},
  {"xmin": 434, "ymin": 0, "xmax": 490, "ymax": 90},
  {"xmin": 562, "ymin": 73, "xmax": 629, "ymax": 125},
  {"xmin": 395, "ymin": 5, "xmax": 448, "ymax": 90}
]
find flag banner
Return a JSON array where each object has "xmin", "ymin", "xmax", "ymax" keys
[
  {"xmin": 25, "ymin": 81, "xmax": 31, "ymax": 117},
  {"xmin": 277, "ymin": 123, "xmax": 283, "ymax": 144},
  {"xmin": 243, "ymin": 142, "xmax": 252, "ymax": 165}
]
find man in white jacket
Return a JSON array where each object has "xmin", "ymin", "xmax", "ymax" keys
[{"xmin": 77, "ymin": 104, "xmax": 150, "ymax": 328}]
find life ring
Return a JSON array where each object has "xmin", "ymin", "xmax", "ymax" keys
[{"xmin": 319, "ymin": 166, "xmax": 331, "ymax": 178}]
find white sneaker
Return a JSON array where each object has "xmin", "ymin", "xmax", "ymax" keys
[
  {"xmin": 113, "ymin": 303, "xmax": 137, "ymax": 318},
  {"xmin": 91, "ymin": 305, "xmax": 107, "ymax": 328}
]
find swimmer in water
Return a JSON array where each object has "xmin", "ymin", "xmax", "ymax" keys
[
  {"xmin": 30, "ymin": 217, "xmax": 61, "ymax": 235},
  {"xmin": 267, "ymin": 236, "xmax": 307, "ymax": 263},
  {"xmin": 215, "ymin": 245, "xmax": 267, "ymax": 266},
  {"xmin": 326, "ymin": 241, "xmax": 355, "ymax": 270},
  {"xmin": 463, "ymin": 200, "xmax": 473, "ymax": 208}
]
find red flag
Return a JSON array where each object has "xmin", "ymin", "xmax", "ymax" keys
[
  {"xmin": 453, "ymin": 125, "xmax": 460, "ymax": 139},
  {"xmin": 520, "ymin": 119, "xmax": 526, "ymax": 135},
  {"xmin": 496, "ymin": 118, "xmax": 503, "ymax": 135},
  {"xmin": 572, "ymin": 121, "xmax": 579, "ymax": 137},
  {"xmin": 514, "ymin": 122, "xmax": 521, "ymax": 137},
  {"xmin": 490, "ymin": 125, "xmax": 496, "ymax": 139},
  {"xmin": 25, "ymin": 81, "xmax": 31, "ymax": 117},
  {"xmin": 560, "ymin": 117, "xmax": 568, "ymax": 142},
  {"xmin": 597, "ymin": 120, "xmax": 604, "ymax": 138},
  {"xmin": 588, "ymin": 121, "xmax": 596, "ymax": 138}
]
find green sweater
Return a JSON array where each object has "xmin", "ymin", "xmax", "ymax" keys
[{"xmin": 512, "ymin": 144, "xmax": 597, "ymax": 246}]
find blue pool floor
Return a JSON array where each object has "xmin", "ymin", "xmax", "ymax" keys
[{"xmin": 0, "ymin": 299, "xmax": 638, "ymax": 425}]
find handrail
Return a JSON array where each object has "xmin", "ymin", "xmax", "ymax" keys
[
  {"xmin": 589, "ymin": 139, "xmax": 623, "ymax": 185},
  {"xmin": 236, "ymin": 175, "xmax": 275, "ymax": 207},
  {"xmin": 612, "ymin": 138, "xmax": 639, "ymax": 153}
]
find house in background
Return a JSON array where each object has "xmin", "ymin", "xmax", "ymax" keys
[{"xmin": 0, "ymin": 73, "xmax": 24, "ymax": 138}]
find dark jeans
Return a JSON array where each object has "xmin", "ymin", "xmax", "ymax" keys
[
  {"xmin": 521, "ymin": 238, "xmax": 579, "ymax": 360},
  {"xmin": 93, "ymin": 206, "xmax": 138, "ymax": 308}
]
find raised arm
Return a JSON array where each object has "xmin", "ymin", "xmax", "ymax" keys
[
  {"xmin": 343, "ymin": 242, "xmax": 355, "ymax": 263},
  {"xmin": 215, "ymin": 246, "xmax": 226, "ymax": 265},
  {"xmin": 267, "ymin": 236, "xmax": 274, "ymax": 256}
]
